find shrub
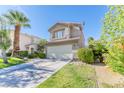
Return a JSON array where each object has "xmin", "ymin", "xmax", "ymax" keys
[
  {"xmin": 19, "ymin": 51, "xmax": 28, "ymax": 58},
  {"xmin": 38, "ymin": 52, "xmax": 46, "ymax": 58},
  {"xmin": 104, "ymin": 45, "xmax": 124, "ymax": 75},
  {"xmin": 27, "ymin": 52, "xmax": 46, "ymax": 59},
  {"xmin": 77, "ymin": 48, "xmax": 94, "ymax": 64},
  {"xmin": 88, "ymin": 39, "xmax": 107, "ymax": 63},
  {"xmin": 28, "ymin": 53, "xmax": 38, "ymax": 58},
  {"xmin": 6, "ymin": 52, "xmax": 12, "ymax": 57}
]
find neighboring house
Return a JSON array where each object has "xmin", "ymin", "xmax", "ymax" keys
[
  {"xmin": 0, "ymin": 31, "xmax": 41, "ymax": 57},
  {"xmin": 46, "ymin": 22, "xmax": 85, "ymax": 60}
]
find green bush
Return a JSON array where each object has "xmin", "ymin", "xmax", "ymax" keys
[
  {"xmin": 19, "ymin": 51, "xmax": 28, "ymax": 57},
  {"xmin": 88, "ymin": 40, "xmax": 107, "ymax": 63},
  {"xmin": 77, "ymin": 48, "xmax": 94, "ymax": 64},
  {"xmin": 38, "ymin": 52, "xmax": 46, "ymax": 58},
  {"xmin": 28, "ymin": 52, "xmax": 46, "ymax": 59},
  {"xmin": 28, "ymin": 53, "xmax": 38, "ymax": 58},
  {"xmin": 6, "ymin": 52, "xmax": 12, "ymax": 57},
  {"xmin": 104, "ymin": 46, "xmax": 124, "ymax": 75}
]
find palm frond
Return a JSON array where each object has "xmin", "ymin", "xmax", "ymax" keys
[
  {"xmin": 3, "ymin": 14, "xmax": 16, "ymax": 25},
  {"xmin": 22, "ymin": 23, "xmax": 31, "ymax": 28},
  {"xmin": 4, "ymin": 9, "xmax": 31, "ymax": 28}
]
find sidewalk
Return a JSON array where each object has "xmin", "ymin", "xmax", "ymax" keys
[{"xmin": 94, "ymin": 63, "xmax": 124, "ymax": 88}]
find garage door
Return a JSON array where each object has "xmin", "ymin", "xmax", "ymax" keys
[{"xmin": 47, "ymin": 44, "xmax": 73, "ymax": 60}]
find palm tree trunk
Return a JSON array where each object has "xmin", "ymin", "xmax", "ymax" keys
[
  {"xmin": 13, "ymin": 25, "xmax": 21, "ymax": 56},
  {"xmin": 2, "ymin": 49, "xmax": 8, "ymax": 64}
]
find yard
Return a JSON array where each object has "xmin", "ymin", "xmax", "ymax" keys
[
  {"xmin": 37, "ymin": 62, "xmax": 98, "ymax": 88},
  {"xmin": 0, "ymin": 57, "xmax": 25, "ymax": 69}
]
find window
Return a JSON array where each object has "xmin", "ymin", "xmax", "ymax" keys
[
  {"xmin": 54, "ymin": 30, "xmax": 64, "ymax": 39},
  {"xmin": 55, "ymin": 32, "xmax": 58, "ymax": 39},
  {"xmin": 74, "ymin": 26, "xmax": 80, "ymax": 30}
]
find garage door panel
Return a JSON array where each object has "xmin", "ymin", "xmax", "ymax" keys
[{"xmin": 47, "ymin": 45, "xmax": 73, "ymax": 59}]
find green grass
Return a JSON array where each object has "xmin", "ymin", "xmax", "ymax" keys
[
  {"xmin": 0, "ymin": 57, "xmax": 25, "ymax": 69},
  {"xmin": 37, "ymin": 63, "xmax": 97, "ymax": 88}
]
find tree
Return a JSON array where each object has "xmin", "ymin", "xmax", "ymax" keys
[
  {"xmin": 101, "ymin": 6, "xmax": 124, "ymax": 74},
  {"xmin": 0, "ymin": 16, "xmax": 11, "ymax": 64},
  {"xmin": 92, "ymin": 40, "xmax": 107, "ymax": 62},
  {"xmin": 101, "ymin": 6, "xmax": 124, "ymax": 61},
  {"xmin": 88, "ymin": 36, "xmax": 106, "ymax": 62},
  {"xmin": 101, "ymin": 6, "xmax": 124, "ymax": 47},
  {"xmin": 37, "ymin": 39, "xmax": 47, "ymax": 53},
  {"xmin": 88, "ymin": 37, "xmax": 94, "ymax": 49},
  {"xmin": 4, "ymin": 10, "xmax": 31, "ymax": 56},
  {"xmin": 88, "ymin": 37, "xmax": 94, "ymax": 44}
]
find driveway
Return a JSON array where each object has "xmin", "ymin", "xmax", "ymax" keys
[{"xmin": 0, "ymin": 59, "xmax": 69, "ymax": 88}]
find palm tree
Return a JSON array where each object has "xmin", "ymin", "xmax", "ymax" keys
[
  {"xmin": 4, "ymin": 10, "xmax": 31, "ymax": 56},
  {"xmin": 0, "ymin": 16, "xmax": 11, "ymax": 64}
]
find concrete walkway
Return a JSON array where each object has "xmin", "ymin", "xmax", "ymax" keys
[
  {"xmin": 0, "ymin": 59, "xmax": 69, "ymax": 88},
  {"xmin": 94, "ymin": 63, "xmax": 124, "ymax": 87}
]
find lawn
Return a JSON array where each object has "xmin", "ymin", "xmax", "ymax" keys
[
  {"xmin": 0, "ymin": 57, "xmax": 25, "ymax": 69},
  {"xmin": 37, "ymin": 62, "xmax": 98, "ymax": 88}
]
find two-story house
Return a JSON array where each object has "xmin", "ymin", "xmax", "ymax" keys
[{"xmin": 46, "ymin": 22, "xmax": 85, "ymax": 60}]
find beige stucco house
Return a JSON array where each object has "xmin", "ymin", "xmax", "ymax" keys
[
  {"xmin": 0, "ymin": 31, "xmax": 41, "ymax": 56},
  {"xmin": 46, "ymin": 22, "xmax": 85, "ymax": 60}
]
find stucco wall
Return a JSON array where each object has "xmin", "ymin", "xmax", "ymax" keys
[
  {"xmin": 70, "ymin": 27, "xmax": 81, "ymax": 37},
  {"xmin": 20, "ymin": 34, "xmax": 32, "ymax": 50},
  {"xmin": 28, "ymin": 44, "xmax": 38, "ymax": 54}
]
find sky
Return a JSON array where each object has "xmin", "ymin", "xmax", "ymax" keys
[{"xmin": 0, "ymin": 5, "xmax": 108, "ymax": 44}]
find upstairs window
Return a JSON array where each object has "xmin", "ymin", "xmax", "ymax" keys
[
  {"xmin": 54, "ymin": 30, "xmax": 64, "ymax": 39},
  {"xmin": 74, "ymin": 26, "xmax": 80, "ymax": 30}
]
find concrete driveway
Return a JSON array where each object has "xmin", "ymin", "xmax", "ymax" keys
[{"xmin": 0, "ymin": 59, "xmax": 69, "ymax": 88}]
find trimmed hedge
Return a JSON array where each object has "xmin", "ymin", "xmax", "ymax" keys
[
  {"xmin": 38, "ymin": 52, "xmax": 46, "ymax": 58},
  {"xmin": 28, "ymin": 52, "xmax": 46, "ymax": 59},
  {"xmin": 28, "ymin": 53, "xmax": 38, "ymax": 58},
  {"xmin": 6, "ymin": 50, "xmax": 46, "ymax": 59},
  {"xmin": 19, "ymin": 51, "xmax": 28, "ymax": 57},
  {"xmin": 77, "ymin": 48, "xmax": 94, "ymax": 64}
]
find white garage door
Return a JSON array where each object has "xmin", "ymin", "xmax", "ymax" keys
[{"xmin": 47, "ymin": 44, "xmax": 73, "ymax": 60}]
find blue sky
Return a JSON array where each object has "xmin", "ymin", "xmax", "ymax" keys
[{"xmin": 0, "ymin": 5, "xmax": 108, "ymax": 44}]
